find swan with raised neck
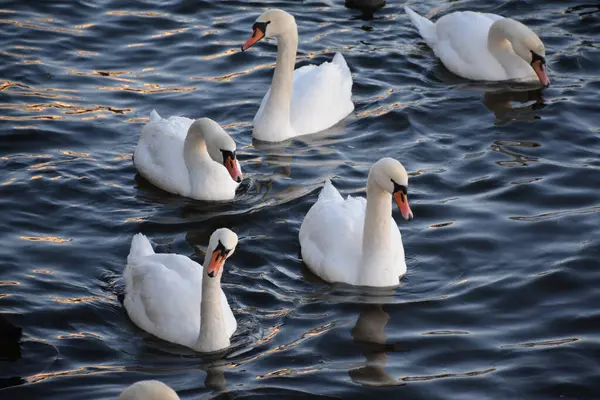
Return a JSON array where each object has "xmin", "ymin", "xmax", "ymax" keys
[
  {"xmin": 299, "ymin": 158, "xmax": 413, "ymax": 287},
  {"xmin": 124, "ymin": 228, "xmax": 238, "ymax": 353},
  {"xmin": 241, "ymin": 9, "xmax": 354, "ymax": 142}
]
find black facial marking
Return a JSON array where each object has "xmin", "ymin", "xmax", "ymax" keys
[
  {"xmin": 207, "ymin": 240, "xmax": 230, "ymax": 278},
  {"xmin": 252, "ymin": 21, "xmax": 271, "ymax": 37},
  {"xmin": 221, "ymin": 149, "xmax": 236, "ymax": 165},
  {"xmin": 391, "ymin": 179, "xmax": 407, "ymax": 195},
  {"xmin": 215, "ymin": 240, "xmax": 230, "ymax": 261},
  {"xmin": 530, "ymin": 51, "xmax": 546, "ymax": 66}
]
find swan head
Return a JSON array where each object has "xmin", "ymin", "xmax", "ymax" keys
[
  {"xmin": 498, "ymin": 19, "xmax": 549, "ymax": 87},
  {"xmin": 188, "ymin": 118, "xmax": 243, "ymax": 183},
  {"xmin": 205, "ymin": 228, "xmax": 238, "ymax": 279},
  {"xmin": 241, "ymin": 9, "xmax": 296, "ymax": 51},
  {"xmin": 118, "ymin": 380, "xmax": 179, "ymax": 400},
  {"xmin": 369, "ymin": 158, "xmax": 413, "ymax": 221}
]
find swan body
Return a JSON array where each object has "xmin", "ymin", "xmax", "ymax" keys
[
  {"xmin": 299, "ymin": 158, "xmax": 414, "ymax": 287},
  {"xmin": 119, "ymin": 380, "xmax": 179, "ymax": 400},
  {"xmin": 404, "ymin": 7, "xmax": 549, "ymax": 86},
  {"xmin": 134, "ymin": 111, "xmax": 242, "ymax": 201},
  {"xmin": 124, "ymin": 229, "xmax": 238, "ymax": 353},
  {"xmin": 242, "ymin": 9, "xmax": 354, "ymax": 142}
]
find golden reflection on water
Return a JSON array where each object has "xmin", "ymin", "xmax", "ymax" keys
[
  {"xmin": 51, "ymin": 295, "xmax": 111, "ymax": 304},
  {"xmin": 57, "ymin": 332, "xmax": 101, "ymax": 340},
  {"xmin": 106, "ymin": 10, "xmax": 168, "ymax": 18},
  {"xmin": 99, "ymin": 83, "xmax": 196, "ymax": 94},
  {"xmin": 124, "ymin": 217, "xmax": 147, "ymax": 223},
  {"xmin": 151, "ymin": 27, "xmax": 190, "ymax": 38},
  {"xmin": 257, "ymin": 366, "xmax": 319, "ymax": 379},
  {"xmin": 401, "ymin": 367, "xmax": 496, "ymax": 382},
  {"xmin": 32, "ymin": 269, "xmax": 55, "ymax": 274},
  {"xmin": 202, "ymin": 48, "xmax": 237, "ymax": 61},
  {"xmin": 27, "ymin": 365, "xmax": 124, "ymax": 384},
  {"xmin": 19, "ymin": 236, "xmax": 72, "ymax": 243},
  {"xmin": 356, "ymin": 102, "xmax": 407, "ymax": 119}
]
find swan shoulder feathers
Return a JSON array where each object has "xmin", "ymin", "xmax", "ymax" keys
[
  {"xmin": 256, "ymin": 53, "xmax": 354, "ymax": 136},
  {"xmin": 405, "ymin": 7, "xmax": 509, "ymax": 80},
  {"xmin": 124, "ymin": 234, "xmax": 236, "ymax": 347},
  {"xmin": 134, "ymin": 111, "xmax": 194, "ymax": 196},
  {"xmin": 299, "ymin": 180, "xmax": 403, "ymax": 285}
]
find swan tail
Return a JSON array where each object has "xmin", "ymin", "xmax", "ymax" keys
[
  {"xmin": 404, "ymin": 6, "xmax": 437, "ymax": 46},
  {"xmin": 319, "ymin": 179, "xmax": 344, "ymax": 202},
  {"xmin": 128, "ymin": 233, "xmax": 154, "ymax": 264},
  {"xmin": 149, "ymin": 109, "xmax": 162, "ymax": 123}
]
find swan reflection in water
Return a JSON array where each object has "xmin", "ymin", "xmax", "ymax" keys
[
  {"xmin": 429, "ymin": 63, "xmax": 547, "ymax": 124},
  {"xmin": 483, "ymin": 88, "xmax": 546, "ymax": 124},
  {"xmin": 348, "ymin": 299, "xmax": 405, "ymax": 387}
]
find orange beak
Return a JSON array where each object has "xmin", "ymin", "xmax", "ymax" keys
[
  {"xmin": 531, "ymin": 60, "xmax": 550, "ymax": 87},
  {"xmin": 393, "ymin": 191, "xmax": 413, "ymax": 221},
  {"xmin": 207, "ymin": 249, "xmax": 226, "ymax": 278},
  {"xmin": 224, "ymin": 154, "xmax": 242, "ymax": 183},
  {"xmin": 241, "ymin": 27, "xmax": 265, "ymax": 51}
]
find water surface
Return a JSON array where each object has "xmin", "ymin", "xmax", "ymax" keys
[{"xmin": 1, "ymin": 0, "xmax": 600, "ymax": 399}]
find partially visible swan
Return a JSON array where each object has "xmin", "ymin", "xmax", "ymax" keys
[
  {"xmin": 241, "ymin": 9, "xmax": 354, "ymax": 142},
  {"xmin": 119, "ymin": 380, "xmax": 179, "ymax": 400},
  {"xmin": 123, "ymin": 228, "xmax": 238, "ymax": 353},
  {"xmin": 299, "ymin": 158, "xmax": 413, "ymax": 287},
  {"xmin": 404, "ymin": 6, "xmax": 550, "ymax": 87},
  {"xmin": 134, "ymin": 110, "xmax": 243, "ymax": 201}
]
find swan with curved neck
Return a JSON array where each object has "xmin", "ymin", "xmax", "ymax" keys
[
  {"xmin": 134, "ymin": 111, "xmax": 242, "ymax": 201},
  {"xmin": 241, "ymin": 9, "xmax": 354, "ymax": 142},
  {"xmin": 299, "ymin": 158, "xmax": 413, "ymax": 287},
  {"xmin": 123, "ymin": 228, "xmax": 238, "ymax": 353},
  {"xmin": 404, "ymin": 7, "xmax": 549, "ymax": 86},
  {"xmin": 119, "ymin": 380, "xmax": 179, "ymax": 400}
]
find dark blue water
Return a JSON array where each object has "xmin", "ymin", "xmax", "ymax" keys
[{"xmin": 1, "ymin": 0, "xmax": 599, "ymax": 398}]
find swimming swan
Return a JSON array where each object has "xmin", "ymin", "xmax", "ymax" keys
[
  {"xmin": 241, "ymin": 9, "xmax": 354, "ymax": 142},
  {"xmin": 299, "ymin": 158, "xmax": 414, "ymax": 287},
  {"xmin": 124, "ymin": 228, "xmax": 238, "ymax": 353},
  {"xmin": 404, "ymin": 6, "xmax": 549, "ymax": 86},
  {"xmin": 134, "ymin": 111, "xmax": 242, "ymax": 201}
]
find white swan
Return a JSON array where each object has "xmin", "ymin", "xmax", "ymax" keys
[
  {"xmin": 119, "ymin": 380, "xmax": 179, "ymax": 400},
  {"xmin": 134, "ymin": 110, "xmax": 242, "ymax": 201},
  {"xmin": 404, "ymin": 6, "xmax": 550, "ymax": 87},
  {"xmin": 123, "ymin": 228, "xmax": 238, "ymax": 353},
  {"xmin": 241, "ymin": 9, "xmax": 354, "ymax": 142},
  {"xmin": 299, "ymin": 158, "xmax": 413, "ymax": 287}
]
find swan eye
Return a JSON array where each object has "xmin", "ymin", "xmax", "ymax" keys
[
  {"xmin": 252, "ymin": 21, "xmax": 271, "ymax": 37},
  {"xmin": 530, "ymin": 51, "xmax": 546, "ymax": 65},
  {"xmin": 391, "ymin": 179, "xmax": 407, "ymax": 195},
  {"xmin": 221, "ymin": 150, "xmax": 236, "ymax": 167},
  {"xmin": 215, "ymin": 240, "xmax": 231, "ymax": 260}
]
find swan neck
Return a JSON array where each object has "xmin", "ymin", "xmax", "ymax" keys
[
  {"xmin": 194, "ymin": 252, "xmax": 229, "ymax": 352},
  {"xmin": 183, "ymin": 133, "xmax": 212, "ymax": 191},
  {"xmin": 488, "ymin": 20, "xmax": 525, "ymax": 74},
  {"xmin": 361, "ymin": 179, "xmax": 393, "ymax": 265},
  {"xmin": 265, "ymin": 29, "xmax": 298, "ymax": 121}
]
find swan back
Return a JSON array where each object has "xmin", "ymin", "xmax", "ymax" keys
[{"xmin": 118, "ymin": 380, "xmax": 179, "ymax": 400}]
